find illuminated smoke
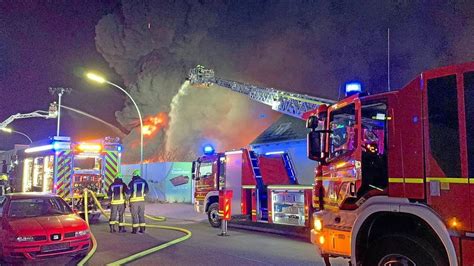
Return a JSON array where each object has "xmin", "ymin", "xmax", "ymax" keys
[{"xmin": 94, "ymin": 1, "xmax": 474, "ymax": 162}]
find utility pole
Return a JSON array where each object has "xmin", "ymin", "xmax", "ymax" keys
[{"xmin": 49, "ymin": 87, "xmax": 72, "ymax": 136}]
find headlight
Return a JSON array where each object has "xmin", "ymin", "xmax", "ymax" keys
[
  {"xmin": 75, "ymin": 230, "xmax": 89, "ymax": 237},
  {"xmin": 16, "ymin": 236, "xmax": 35, "ymax": 242},
  {"xmin": 314, "ymin": 218, "xmax": 323, "ymax": 231}
]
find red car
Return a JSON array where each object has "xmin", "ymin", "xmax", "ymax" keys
[{"xmin": 0, "ymin": 193, "xmax": 91, "ymax": 262}]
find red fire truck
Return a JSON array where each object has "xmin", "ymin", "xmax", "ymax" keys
[
  {"xmin": 306, "ymin": 62, "xmax": 474, "ymax": 265},
  {"xmin": 16, "ymin": 136, "xmax": 122, "ymax": 217},
  {"xmin": 193, "ymin": 148, "xmax": 315, "ymax": 228},
  {"xmin": 188, "ymin": 66, "xmax": 333, "ymax": 229}
]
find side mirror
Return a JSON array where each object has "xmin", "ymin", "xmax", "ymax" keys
[
  {"xmin": 306, "ymin": 115, "xmax": 319, "ymax": 129},
  {"xmin": 191, "ymin": 161, "xmax": 196, "ymax": 180},
  {"xmin": 307, "ymin": 131, "xmax": 323, "ymax": 161}
]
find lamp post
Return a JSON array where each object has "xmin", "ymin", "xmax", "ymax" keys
[
  {"xmin": 0, "ymin": 128, "xmax": 33, "ymax": 144},
  {"xmin": 49, "ymin": 87, "xmax": 72, "ymax": 136},
  {"xmin": 86, "ymin": 73, "xmax": 144, "ymax": 173}
]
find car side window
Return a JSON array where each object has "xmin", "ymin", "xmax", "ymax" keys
[{"xmin": 0, "ymin": 196, "xmax": 6, "ymax": 217}]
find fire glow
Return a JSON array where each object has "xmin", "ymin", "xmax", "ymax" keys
[{"xmin": 142, "ymin": 112, "xmax": 169, "ymax": 137}]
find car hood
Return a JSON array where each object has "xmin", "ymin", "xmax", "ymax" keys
[{"xmin": 8, "ymin": 215, "xmax": 88, "ymax": 236}]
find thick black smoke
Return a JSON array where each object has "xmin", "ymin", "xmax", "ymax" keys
[{"xmin": 95, "ymin": 0, "xmax": 474, "ymax": 162}]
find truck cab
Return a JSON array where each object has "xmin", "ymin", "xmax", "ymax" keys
[{"xmin": 308, "ymin": 62, "xmax": 474, "ymax": 266}]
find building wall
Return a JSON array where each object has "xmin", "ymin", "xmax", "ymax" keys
[
  {"xmin": 251, "ymin": 139, "xmax": 317, "ymax": 185},
  {"xmin": 121, "ymin": 162, "xmax": 193, "ymax": 203}
]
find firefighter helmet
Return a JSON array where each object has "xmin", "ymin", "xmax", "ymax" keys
[
  {"xmin": 132, "ymin": 169, "xmax": 140, "ymax": 177},
  {"xmin": 115, "ymin": 173, "xmax": 123, "ymax": 178},
  {"xmin": 0, "ymin": 174, "xmax": 8, "ymax": 181}
]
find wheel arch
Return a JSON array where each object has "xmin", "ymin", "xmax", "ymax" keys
[
  {"xmin": 204, "ymin": 192, "xmax": 219, "ymax": 212},
  {"xmin": 351, "ymin": 200, "xmax": 457, "ymax": 266}
]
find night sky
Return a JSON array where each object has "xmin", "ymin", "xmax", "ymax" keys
[
  {"xmin": 0, "ymin": 1, "xmax": 473, "ymax": 161},
  {"xmin": 0, "ymin": 1, "xmax": 123, "ymax": 150}
]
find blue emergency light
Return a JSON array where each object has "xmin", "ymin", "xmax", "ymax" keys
[
  {"xmin": 203, "ymin": 144, "xmax": 215, "ymax": 155},
  {"xmin": 345, "ymin": 82, "xmax": 362, "ymax": 97}
]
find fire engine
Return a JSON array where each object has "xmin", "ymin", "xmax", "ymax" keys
[
  {"xmin": 188, "ymin": 66, "xmax": 333, "ymax": 229},
  {"xmin": 306, "ymin": 62, "xmax": 474, "ymax": 265},
  {"xmin": 15, "ymin": 136, "xmax": 122, "ymax": 217}
]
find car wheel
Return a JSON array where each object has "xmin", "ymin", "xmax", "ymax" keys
[
  {"xmin": 363, "ymin": 234, "xmax": 448, "ymax": 266},
  {"xmin": 207, "ymin": 203, "xmax": 221, "ymax": 228}
]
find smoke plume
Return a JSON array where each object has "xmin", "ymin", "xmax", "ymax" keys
[{"xmin": 94, "ymin": 1, "xmax": 474, "ymax": 162}]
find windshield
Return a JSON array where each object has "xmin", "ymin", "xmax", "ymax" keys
[
  {"xmin": 9, "ymin": 197, "xmax": 73, "ymax": 218},
  {"xmin": 329, "ymin": 104, "xmax": 356, "ymax": 159},
  {"xmin": 198, "ymin": 162, "xmax": 213, "ymax": 178},
  {"xmin": 74, "ymin": 156, "xmax": 102, "ymax": 171}
]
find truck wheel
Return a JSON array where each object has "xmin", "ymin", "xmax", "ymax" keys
[
  {"xmin": 363, "ymin": 234, "xmax": 448, "ymax": 266},
  {"xmin": 207, "ymin": 203, "xmax": 221, "ymax": 228}
]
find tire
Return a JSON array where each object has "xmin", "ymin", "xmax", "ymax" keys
[
  {"xmin": 363, "ymin": 234, "xmax": 448, "ymax": 266},
  {"xmin": 207, "ymin": 203, "xmax": 221, "ymax": 228}
]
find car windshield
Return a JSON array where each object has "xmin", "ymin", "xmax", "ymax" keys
[
  {"xmin": 8, "ymin": 197, "xmax": 73, "ymax": 218},
  {"xmin": 329, "ymin": 104, "xmax": 357, "ymax": 159}
]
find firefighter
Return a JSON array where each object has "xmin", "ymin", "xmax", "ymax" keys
[
  {"xmin": 0, "ymin": 173, "xmax": 11, "ymax": 196},
  {"xmin": 107, "ymin": 173, "xmax": 129, "ymax": 233},
  {"xmin": 128, "ymin": 169, "xmax": 149, "ymax": 234}
]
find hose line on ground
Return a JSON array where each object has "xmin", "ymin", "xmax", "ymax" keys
[{"xmin": 77, "ymin": 189, "xmax": 192, "ymax": 266}]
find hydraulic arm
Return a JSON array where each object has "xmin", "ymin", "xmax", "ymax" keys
[
  {"xmin": 0, "ymin": 103, "xmax": 58, "ymax": 129},
  {"xmin": 188, "ymin": 65, "xmax": 334, "ymax": 118}
]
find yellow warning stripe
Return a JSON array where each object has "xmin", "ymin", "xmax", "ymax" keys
[
  {"xmin": 427, "ymin": 177, "xmax": 468, "ymax": 184},
  {"xmin": 388, "ymin": 178, "xmax": 404, "ymax": 183},
  {"xmin": 388, "ymin": 177, "xmax": 470, "ymax": 184},
  {"xmin": 242, "ymin": 185, "xmax": 256, "ymax": 189}
]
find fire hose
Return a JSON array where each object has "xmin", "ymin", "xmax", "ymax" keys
[{"xmin": 77, "ymin": 189, "xmax": 192, "ymax": 266}]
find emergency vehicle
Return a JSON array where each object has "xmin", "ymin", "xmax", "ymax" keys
[
  {"xmin": 16, "ymin": 136, "xmax": 122, "ymax": 217},
  {"xmin": 306, "ymin": 62, "xmax": 474, "ymax": 265},
  {"xmin": 193, "ymin": 148, "xmax": 314, "ymax": 228},
  {"xmin": 188, "ymin": 66, "xmax": 333, "ymax": 229}
]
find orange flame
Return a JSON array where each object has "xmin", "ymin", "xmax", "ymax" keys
[{"xmin": 142, "ymin": 112, "xmax": 169, "ymax": 137}]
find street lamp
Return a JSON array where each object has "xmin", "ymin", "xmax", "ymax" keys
[
  {"xmin": 0, "ymin": 128, "xmax": 33, "ymax": 144},
  {"xmin": 86, "ymin": 72, "xmax": 144, "ymax": 173}
]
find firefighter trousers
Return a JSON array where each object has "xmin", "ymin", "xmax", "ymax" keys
[
  {"xmin": 130, "ymin": 201, "xmax": 145, "ymax": 228},
  {"xmin": 110, "ymin": 203, "xmax": 126, "ymax": 226}
]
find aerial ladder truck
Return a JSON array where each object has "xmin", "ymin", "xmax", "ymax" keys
[
  {"xmin": 0, "ymin": 103, "xmax": 58, "ymax": 130},
  {"xmin": 187, "ymin": 65, "xmax": 334, "ymax": 229}
]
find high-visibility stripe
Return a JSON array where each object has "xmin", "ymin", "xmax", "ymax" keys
[
  {"xmin": 388, "ymin": 177, "xmax": 470, "ymax": 184},
  {"xmin": 111, "ymin": 185, "xmax": 125, "ymax": 204},
  {"xmin": 130, "ymin": 182, "xmax": 145, "ymax": 202},
  {"xmin": 242, "ymin": 185, "xmax": 256, "ymax": 189},
  {"xmin": 104, "ymin": 151, "xmax": 119, "ymax": 188},
  {"xmin": 404, "ymin": 178, "xmax": 424, "ymax": 184},
  {"xmin": 132, "ymin": 224, "xmax": 139, "ymax": 228},
  {"xmin": 470, "ymin": 178, "xmax": 474, "ymax": 183},
  {"xmin": 109, "ymin": 221, "xmax": 118, "ymax": 225},
  {"xmin": 130, "ymin": 197, "xmax": 145, "ymax": 202},
  {"xmin": 388, "ymin": 178, "xmax": 404, "ymax": 183},
  {"xmin": 118, "ymin": 223, "xmax": 125, "ymax": 226},
  {"xmin": 427, "ymin": 177, "xmax": 468, "ymax": 184},
  {"xmin": 139, "ymin": 223, "xmax": 146, "ymax": 226},
  {"xmin": 267, "ymin": 185, "xmax": 313, "ymax": 190},
  {"xmin": 56, "ymin": 151, "xmax": 72, "ymax": 198}
]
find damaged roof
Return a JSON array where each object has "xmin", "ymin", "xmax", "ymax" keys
[{"xmin": 251, "ymin": 115, "xmax": 307, "ymax": 145}]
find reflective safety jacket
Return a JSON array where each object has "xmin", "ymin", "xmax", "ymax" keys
[
  {"xmin": 128, "ymin": 177, "xmax": 149, "ymax": 203},
  {"xmin": 0, "ymin": 180, "xmax": 11, "ymax": 196},
  {"xmin": 107, "ymin": 181, "xmax": 128, "ymax": 205}
]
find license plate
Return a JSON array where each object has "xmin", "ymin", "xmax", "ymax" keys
[{"xmin": 41, "ymin": 243, "xmax": 69, "ymax": 253}]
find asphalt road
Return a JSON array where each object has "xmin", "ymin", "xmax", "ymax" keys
[{"xmin": 86, "ymin": 217, "xmax": 348, "ymax": 266}]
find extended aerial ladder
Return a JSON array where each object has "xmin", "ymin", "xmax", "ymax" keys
[
  {"xmin": 0, "ymin": 103, "xmax": 58, "ymax": 129},
  {"xmin": 187, "ymin": 65, "xmax": 335, "ymax": 118}
]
